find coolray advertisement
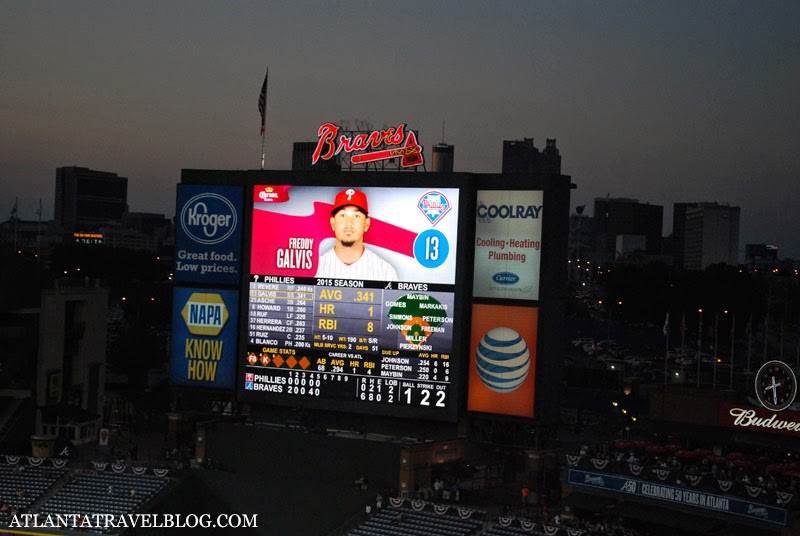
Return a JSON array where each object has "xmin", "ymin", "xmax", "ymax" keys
[
  {"xmin": 170, "ymin": 287, "xmax": 238, "ymax": 389},
  {"xmin": 473, "ymin": 190, "xmax": 543, "ymax": 301},
  {"xmin": 467, "ymin": 304, "xmax": 537, "ymax": 418},
  {"xmin": 175, "ymin": 184, "xmax": 243, "ymax": 284},
  {"xmin": 243, "ymin": 184, "xmax": 461, "ymax": 419}
]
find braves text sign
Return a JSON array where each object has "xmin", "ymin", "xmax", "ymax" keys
[{"xmin": 311, "ymin": 123, "xmax": 424, "ymax": 168}]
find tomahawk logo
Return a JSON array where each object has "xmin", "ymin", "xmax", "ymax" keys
[{"xmin": 311, "ymin": 122, "xmax": 425, "ymax": 168}]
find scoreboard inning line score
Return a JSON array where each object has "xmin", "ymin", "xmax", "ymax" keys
[{"xmin": 242, "ymin": 184, "xmax": 462, "ymax": 418}]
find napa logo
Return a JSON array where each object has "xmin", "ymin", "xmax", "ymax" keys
[
  {"xmin": 181, "ymin": 293, "xmax": 229, "ymax": 336},
  {"xmin": 475, "ymin": 327, "xmax": 530, "ymax": 393},
  {"xmin": 492, "ymin": 272, "xmax": 520, "ymax": 285},
  {"xmin": 179, "ymin": 192, "xmax": 238, "ymax": 245}
]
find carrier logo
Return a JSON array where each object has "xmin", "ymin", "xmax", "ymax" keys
[
  {"xmin": 181, "ymin": 293, "xmax": 229, "ymax": 336},
  {"xmin": 179, "ymin": 193, "xmax": 238, "ymax": 245},
  {"xmin": 492, "ymin": 272, "xmax": 520, "ymax": 285},
  {"xmin": 477, "ymin": 202, "xmax": 542, "ymax": 222},
  {"xmin": 418, "ymin": 191, "xmax": 452, "ymax": 225}
]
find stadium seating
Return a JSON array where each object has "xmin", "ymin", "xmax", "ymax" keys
[
  {"xmin": 0, "ymin": 461, "xmax": 67, "ymax": 524},
  {"xmin": 348, "ymin": 501, "xmax": 484, "ymax": 536}
]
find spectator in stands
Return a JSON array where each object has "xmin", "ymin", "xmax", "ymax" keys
[
  {"xmin": 130, "ymin": 487, "xmax": 137, "ymax": 498},
  {"xmin": 433, "ymin": 478, "xmax": 442, "ymax": 499},
  {"xmin": 521, "ymin": 484, "xmax": 529, "ymax": 507},
  {"xmin": 450, "ymin": 482, "xmax": 460, "ymax": 502}
]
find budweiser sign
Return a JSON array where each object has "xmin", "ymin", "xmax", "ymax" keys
[
  {"xmin": 311, "ymin": 122, "xmax": 424, "ymax": 168},
  {"xmin": 719, "ymin": 402, "xmax": 800, "ymax": 437}
]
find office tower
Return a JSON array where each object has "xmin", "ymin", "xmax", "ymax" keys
[
  {"xmin": 55, "ymin": 166, "xmax": 128, "ymax": 233},
  {"xmin": 683, "ymin": 204, "xmax": 741, "ymax": 270},
  {"xmin": 502, "ymin": 138, "xmax": 561, "ymax": 175},
  {"xmin": 593, "ymin": 197, "xmax": 663, "ymax": 263},
  {"xmin": 431, "ymin": 143, "xmax": 454, "ymax": 172},
  {"xmin": 292, "ymin": 142, "xmax": 342, "ymax": 172}
]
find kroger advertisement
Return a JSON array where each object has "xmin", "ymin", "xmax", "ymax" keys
[
  {"xmin": 175, "ymin": 184, "xmax": 243, "ymax": 284},
  {"xmin": 170, "ymin": 287, "xmax": 238, "ymax": 389},
  {"xmin": 473, "ymin": 190, "xmax": 543, "ymax": 301},
  {"xmin": 567, "ymin": 469, "xmax": 788, "ymax": 526},
  {"xmin": 250, "ymin": 185, "xmax": 460, "ymax": 284}
]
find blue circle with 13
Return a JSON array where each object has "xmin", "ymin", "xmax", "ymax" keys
[{"xmin": 414, "ymin": 229, "xmax": 449, "ymax": 268}]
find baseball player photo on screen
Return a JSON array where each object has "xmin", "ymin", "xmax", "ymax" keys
[
  {"xmin": 249, "ymin": 185, "xmax": 459, "ymax": 284},
  {"xmin": 315, "ymin": 188, "xmax": 398, "ymax": 281},
  {"xmin": 243, "ymin": 184, "xmax": 462, "ymax": 418}
]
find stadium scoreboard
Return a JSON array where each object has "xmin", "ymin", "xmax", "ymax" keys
[{"xmin": 241, "ymin": 183, "xmax": 464, "ymax": 419}]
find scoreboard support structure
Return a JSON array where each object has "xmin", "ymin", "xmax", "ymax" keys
[{"xmin": 176, "ymin": 168, "xmax": 573, "ymax": 450}]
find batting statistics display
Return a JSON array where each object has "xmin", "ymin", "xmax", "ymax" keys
[{"xmin": 242, "ymin": 184, "xmax": 461, "ymax": 418}]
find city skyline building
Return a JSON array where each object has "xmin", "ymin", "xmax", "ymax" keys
[
  {"xmin": 55, "ymin": 166, "xmax": 128, "ymax": 234},
  {"xmin": 682, "ymin": 203, "xmax": 741, "ymax": 270},
  {"xmin": 501, "ymin": 137, "xmax": 561, "ymax": 176},
  {"xmin": 431, "ymin": 143, "xmax": 455, "ymax": 173},
  {"xmin": 592, "ymin": 197, "xmax": 663, "ymax": 264}
]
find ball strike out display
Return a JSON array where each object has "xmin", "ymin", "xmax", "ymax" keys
[{"xmin": 242, "ymin": 184, "xmax": 461, "ymax": 418}]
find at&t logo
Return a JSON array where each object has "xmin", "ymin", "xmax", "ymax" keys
[{"xmin": 180, "ymin": 193, "xmax": 238, "ymax": 245}]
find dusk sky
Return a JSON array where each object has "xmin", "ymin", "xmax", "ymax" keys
[{"xmin": 2, "ymin": 2, "xmax": 799, "ymax": 258}]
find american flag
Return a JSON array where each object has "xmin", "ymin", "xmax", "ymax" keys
[{"xmin": 258, "ymin": 69, "xmax": 268, "ymax": 135}]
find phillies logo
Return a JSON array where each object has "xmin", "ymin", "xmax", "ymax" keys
[{"xmin": 312, "ymin": 122, "xmax": 424, "ymax": 168}]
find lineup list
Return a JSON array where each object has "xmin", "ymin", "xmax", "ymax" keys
[{"xmin": 243, "ymin": 277, "xmax": 455, "ymax": 408}]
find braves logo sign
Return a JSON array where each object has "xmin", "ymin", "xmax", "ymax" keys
[{"xmin": 312, "ymin": 122, "xmax": 424, "ymax": 168}]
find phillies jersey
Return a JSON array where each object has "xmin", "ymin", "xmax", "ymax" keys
[{"xmin": 316, "ymin": 247, "xmax": 398, "ymax": 281}]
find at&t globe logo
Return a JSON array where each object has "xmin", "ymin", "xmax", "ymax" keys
[
  {"xmin": 475, "ymin": 327, "xmax": 530, "ymax": 393},
  {"xmin": 180, "ymin": 193, "xmax": 238, "ymax": 245}
]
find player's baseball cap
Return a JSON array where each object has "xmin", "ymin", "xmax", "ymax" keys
[{"xmin": 332, "ymin": 188, "xmax": 369, "ymax": 215}]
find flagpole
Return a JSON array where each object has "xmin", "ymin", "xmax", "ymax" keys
[
  {"xmin": 747, "ymin": 314, "xmax": 752, "ymax": 373},
  {"xmin": 680, "ymin": 312, "xmax": 686, "ymax": 384},
  {"xmin": 764, "ymin": 289, "xmax": 771, "ymax": 364},
  {"xmin": 260, "ymin": 128, "xmax": 266, "ymax": 170},
  {"xmin": 258, "ymin": 68, "xmax": 269, "ymax": 170},
  {"xmin": 729, "ymin": 313, "xmax": 735, "ymax": 390},
  {"xmin": 697, "ymin": 309, "xmax": 703, "ymax": 388},
  {"xmin": 664, "ymin": 312, "xmax": 669, "ymax": 385},
  {"xmin": 36, "ymin": 198, "xmax": 42, "ymax": 263},
  {"xmin": 713, "ymin": 312, "xmax": 719, "ymax": 390}
]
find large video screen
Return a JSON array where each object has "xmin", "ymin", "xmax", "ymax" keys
[{"xmin": 241, "ymin": 184, "xmax": 461, "ymax": 419}]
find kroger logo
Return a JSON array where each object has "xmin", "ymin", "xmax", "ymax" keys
[
  {"xmin": 492, "ymin": 272, "xmax": 520, "ymax": 285},
  {"xmin": 180, "ymin": 193, "xmax": 238, "ymax": 245}
]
